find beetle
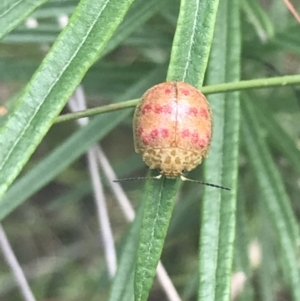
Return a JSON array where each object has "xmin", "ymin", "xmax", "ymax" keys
[
  {"xmin": 133, "ymin": 81, "xmax": 212, "ymax": 177},
  {"xmin": 116, "ymin": 81, "xmax": 229, "ymax": 190}
]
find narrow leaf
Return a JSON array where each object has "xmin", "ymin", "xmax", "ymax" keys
[
  {"xmin": 0, "ymin": 0, "xmax": 135, "ymax": 200},
  {"xmin": 199, "ymin": 0, "xmax": 240, "ymax": 301},
  {"xmin": 167, "ymin": 0, "xmax": 220, "ymax": 86},
  {"xmin": 134, "ymin": 178, "xmax": 180, "ymax": 301},
  {"xmin": 134, "ymin": 0, "xmax": 221, "ymax": 300},
  {"xmin": 0, "ymin": 0, "xmax": 49, "ymax": 40},
  {"xmin": 242, "ymin": 98, "xmax": 300, "ymax": 301}
]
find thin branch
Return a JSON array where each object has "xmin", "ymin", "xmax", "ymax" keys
[
  {"xmin": 156, "ymin": 263, "xmax": 182, "ymax": 301},
  {"xmin": 68, "ymin": 88, "xmax": 117, "ymax": 278},
  {"xmin": 95, "ymin": 145, "xmax": 135, "ymax": 222},
  {"xmin": 87, "ymin": 147, "xmax": 117, "ymax": 277},
  {"xmin": 55, "ymin": 74, "xmax": 300, "ymax": 123},
  {"xmin": 0, "ymin": 225, "xmax": 36, "ymax": 301},
  {"xmin": 282, "ymin": 0, "xmax": 300, "ymax": 23}
]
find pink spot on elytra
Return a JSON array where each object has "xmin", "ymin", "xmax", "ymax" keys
[
  {"xmin": 154, "ymin": 105, "xmax": 162, "ymax": 114},
  {"xmin": 198, "ymin": 138, "xmax": 207, "ymax": 149},
  {"xmin": 142, "ymin": 136, "xmax": 150, "ymax": 145},
  {"xmin": 150, "ymin": 129, "xmax": 159, "ymax": 139},
  {"xmin": 191, "ymin": 132, "xmax": 199, "ymax": 144},
  {"xmin": 181, "ymin": 129, "xmax": 190, "ymax": 138},
  {"xmin": 206, "ymin": 131, "xmax": 211, "ymax": 140},
  {"xmin": 142, "ymin": 104, "xmax": 152, "ymax": 114},
  {"xmin": 142, "ymin": 128, "xmax": 169, "ymax": 144},
  {"xmin": 154, "ymin": 104, "xmax": 172, "ymax": 114},
  {"xmin": 181, "ymin": 89, "xmax": 190, "ymax": 96},
  {"xmin": 188, "ymin": 107, "xmax": 198, "ymax": 116},
  {"xmin": 160, "ymin": 128, "xmax": 169, "ymax": 138},
  {"xmin": 200, "ymin": 107, "xmax": 209, "ymax": 119},
  {"xmin": 164, "ymin": 87, "xmax": 172, "ymax": 94}
]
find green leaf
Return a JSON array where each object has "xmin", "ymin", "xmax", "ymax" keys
[
  {"xmin": 0, "ymin": 0, "xmax": 135, "ymax": 201},
  {"xmin": 134, "ymin": 0, "xmax": 220, "ymax": 300},
  {"xmin": 198, "ymin": 0, "xmax": 240, "ymax": 300},
  {"xmin": 242, "ymin": 97, "xmax": 300, "ymax": 301},
  {"xmin": 167, "ymin": 0, "xmax": 220, "ymax": 86},
  {"xmin": 0, "ymin": 67, "xmax": 165, "ymax": 221},
  {"xmin": 108, "ymin": 205, "xmax": 143, "ymax": 301},
  {"xmin": 0, "ymin": 0, "xmax": 50, "ymax": 41},
  {"xmin": 134, "ymin": 178, "xmax": 180, "ymax": 301}
]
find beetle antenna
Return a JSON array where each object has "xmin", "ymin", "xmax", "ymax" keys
[
  {"xmin": 180, "ymin": 175, "xmax": 231, "ymax": 191},
  {"xmin": 113, "ymin": 175, "xmax": 162, "ymax": 182}
]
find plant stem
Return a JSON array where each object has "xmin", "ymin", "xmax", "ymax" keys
[{"xmin": 55, "ymin": 74, "xmax": 300, "ymax": 123}]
